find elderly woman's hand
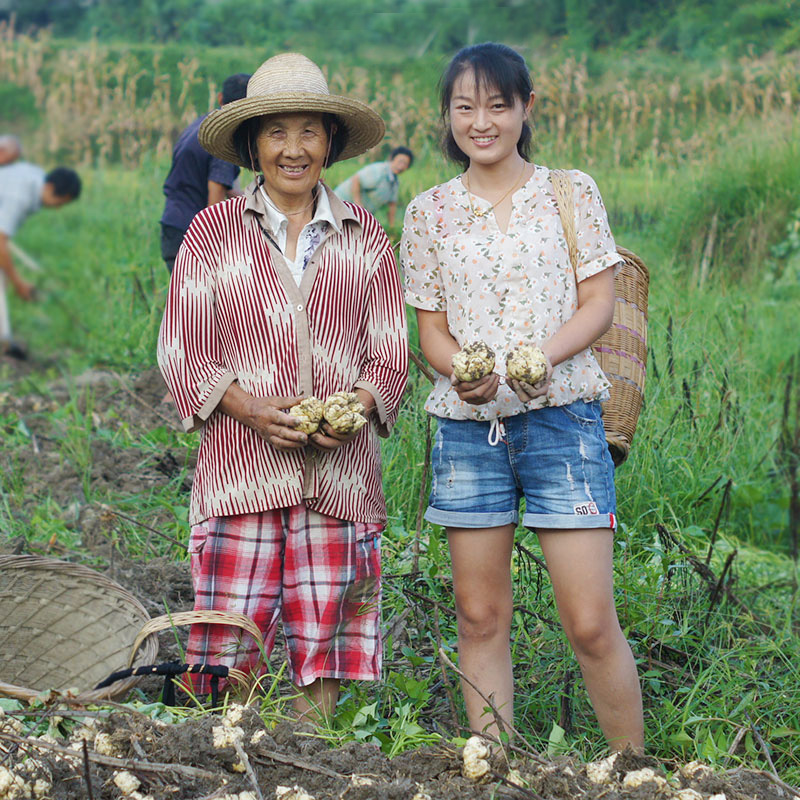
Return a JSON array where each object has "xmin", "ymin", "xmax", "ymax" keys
[
  {"xmin": 219, "ymin": 384, "xmax": 310, "ymax": 450},
  {"xmin": 309, "ymin": 420, "xmax": 360, "ymax": 451},
  {"xmin": 246, "ymin": 395, "xmax": 311, "ymax": 450},
  {"xmin": 309, "ymin": 388, "xmax": 375, "ymax": 452}
]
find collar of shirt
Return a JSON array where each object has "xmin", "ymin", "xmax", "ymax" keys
[
  {"xmin": 254, "ymin": 181, "xmax": 340, "ymax": 254},
  {"xmin": 455, "ymin": 163, "xmax": 543, "ymax": 215},
  {"xmin": 244, "ymin": 178, "xmax": 359, "ymax": 233}
]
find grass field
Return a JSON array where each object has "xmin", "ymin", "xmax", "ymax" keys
[{"xmin": 1, "ymin": 31, "xmax": 800, "ymax": 787}]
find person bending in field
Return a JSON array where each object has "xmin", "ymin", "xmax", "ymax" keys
[
  {"xmin": 400, "ymin": 42, "xmax": 643, "ymax": 751},
  {"xmin": 0, "ymin": 163, "xmax": 81, "ymax": 359},
  {"xmin": 157, "ymin": 53, "xmax": 407, "ymax": 720},
  {"xmin": 334, "ymin": 146, "xmax": 413, "ymax": 228},
  {"xmin": 159, "ymin": 72, "xmax": 251, "ymax": 273}
]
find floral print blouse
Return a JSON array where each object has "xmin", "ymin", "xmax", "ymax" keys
[{"xmin": 400, "ymin": 164, "xmax": 622, "ymax": 421}]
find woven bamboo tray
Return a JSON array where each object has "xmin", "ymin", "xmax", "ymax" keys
[{"xmin": 0, "ymin": 555, "xmax": 158, "ymax": 703}]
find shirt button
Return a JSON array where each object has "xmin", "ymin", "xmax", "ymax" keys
[{"xmin": 296, "ymin": 304, "xmax": 304, "ymax": 311}]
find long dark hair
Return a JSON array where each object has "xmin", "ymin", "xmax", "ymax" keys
[{"xmin": 439, "ymin": 42, "xmax": 534, "ymax": 168}]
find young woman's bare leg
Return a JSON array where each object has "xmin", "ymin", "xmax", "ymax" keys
[
  {"xmin": 537, "ymin": 528, "xmax": 643, "ymax": 751},
  {"xmin": 447, "ymin": 523, "xmax": 516, "ymax": 739}
]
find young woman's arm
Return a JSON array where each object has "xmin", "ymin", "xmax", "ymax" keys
[
  {"xmin": 543, "ymin": 267, "xmax": 615, "ymax": 366},
  {"xmin": 417, "ymin": 308, "xmax": 500, "ymax": 405},
  {"xmin": 511, "ymin": 266, "xmax": 615, "ymax": 403}
]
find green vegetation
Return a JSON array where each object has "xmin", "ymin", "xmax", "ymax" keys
[
  {"xmin": 5, "ymin": 0, "xmax": 800, "ymax": 58},
  {"xmin": 1, "ymin": 5, "xmax": 799, "ymax": 787}
]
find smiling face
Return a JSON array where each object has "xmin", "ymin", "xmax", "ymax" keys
[
  {"xmin": 255, "ymin": 111, "xmax": 330, "ymax": 206},
  {"xmin": 389, "ymin": 153, "xmax": 411, "ymax": 175},
  {"xmin": 448, "ymin": 68, "xmax": 534, "ymax": 170}
]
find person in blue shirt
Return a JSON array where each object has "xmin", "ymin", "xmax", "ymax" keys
[
  {"xmin": 334, "ymin": 146, "xmax": 413, "ymax": 228},
  {"xmin": 159, "ymin": 73, "xmax": 251, "ymax": 272}
]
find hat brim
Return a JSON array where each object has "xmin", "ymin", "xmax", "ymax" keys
[{"xmin": 198, "ymin": 92, "xmax": 385, "ymax": 168}]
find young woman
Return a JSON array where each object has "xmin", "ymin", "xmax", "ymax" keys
[{"xmin": 400, "ymin": 42, "xmax": 643, "ymax": 751}]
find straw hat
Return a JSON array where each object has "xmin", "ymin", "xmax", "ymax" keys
[{"xmin": 199, "ymin": 53, "xmax": 385, "ymax": 168}]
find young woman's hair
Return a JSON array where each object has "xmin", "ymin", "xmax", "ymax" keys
[
  {"xmin": 439, "ymin": 42, "xmax": 534, "ymax": 168},
  {"xmin": 232, "ymin": 113, "xmax": 348, "ymax": 172}
]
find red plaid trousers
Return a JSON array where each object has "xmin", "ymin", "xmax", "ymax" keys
[{"xmin": 186, "ymin": 506, "xmax": 382, "ymax": 694}]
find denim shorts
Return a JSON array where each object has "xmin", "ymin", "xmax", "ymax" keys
[{"xmin": 426, "ymin": 399, "xmax": 617, "ymax": 531}]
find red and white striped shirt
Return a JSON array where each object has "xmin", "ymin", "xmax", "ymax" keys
[{"xmin": 158, "ymin": 181, "xmax": 408, "ymax": 526}]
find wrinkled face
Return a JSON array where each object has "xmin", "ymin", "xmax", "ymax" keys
[
  {"xmin": 389, "ymin": 153, "xmax": 411, "ymax": 175},
  {"xmin": 256, "ymin": 111, "xmax": 329, "ymax": 202},
  {"xmin": 448, "ymin": 68, "xmax": 534, "ymax": 168}
]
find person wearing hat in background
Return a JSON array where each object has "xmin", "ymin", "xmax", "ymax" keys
[
  {"xmin": 334, "ymin": 146, "xmax": 414, "ymax": 228},
  {"xmin": 159, "ymin": 73, "xmax": 251, "ymax": 274},
  {"xmin": 0, "ymin": 161, "xmax": 81, "ymax": 359},
  {"xmin": 158, "ymin": 53, "xmax": 408, "ymax": 720}
]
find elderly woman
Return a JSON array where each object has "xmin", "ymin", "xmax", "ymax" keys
[{"xmin": 158, "ymin": 53, "xmax": 408, "ymax": 718}]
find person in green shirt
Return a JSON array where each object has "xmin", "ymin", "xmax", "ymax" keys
[{"xmin": 334, "ymin": 146, "xmax": 413, "ymax": 227}]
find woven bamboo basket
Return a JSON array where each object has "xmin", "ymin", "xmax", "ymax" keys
[
  {"xmin": 0, "ymin": 555, "xmax": 158, "ymax": 704},
  {"xmin": 551, "ymin": 170, "xmax": 650, "ymax": 465},
  {"xmin": 593, "ymin": 247, "xmax": 649, "ymax": 465}
]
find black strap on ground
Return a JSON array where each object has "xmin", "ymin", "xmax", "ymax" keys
[{"xmin": 94, "ymin": 662, "xmax": 229, "ymax": 706}]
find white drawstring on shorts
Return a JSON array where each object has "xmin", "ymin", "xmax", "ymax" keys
[{"xmin": 488, "ymin": 418, "xmax": 506, "ymax": 447}]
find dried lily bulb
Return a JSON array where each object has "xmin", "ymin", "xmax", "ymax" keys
[
  {"xmin": 506, "ymin": 344, "xmax": 547, "ymax": 384},
  {"xmin": 452, "ymin": 341, "xmax": 496, "ymax": 382},
  {"xmin": 323, "ymin": 392, "xmax": 367, "ymax": 434},
  {"xmin": 289, "ymin": 397, "xmax": 325, "ymax": 434},
  {"xmin": 462, "ymin": 735, "xmax": 491, "ymax": 783}
]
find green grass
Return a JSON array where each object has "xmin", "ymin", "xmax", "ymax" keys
[{"xmin": 2, "ymin": 83, "xmax": 800, "ymax": 783}]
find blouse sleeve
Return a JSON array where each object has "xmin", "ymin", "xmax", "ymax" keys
[
  {"xmin": 570, "ymin": 170, "xmax": 623, "ymax": 283},
  {"xmin": 157, "ymin": 233, "xmax": 236, "ymax": 433},
  {"xmin": 353, "ymin": 232, "xmax": 409, "ymax": 438},
  {"xmin": 400, "ymin": 195, "xmax": 446, "ymax": 311}
]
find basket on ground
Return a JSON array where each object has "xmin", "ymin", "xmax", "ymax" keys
[{"xmin": 0, "ymin": 555, "xmax": 158, "ymax": 703}]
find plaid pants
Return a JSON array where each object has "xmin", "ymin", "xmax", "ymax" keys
[{"xmin": 186, "ymin": 506, "xmax": 382, "ymax": 693}]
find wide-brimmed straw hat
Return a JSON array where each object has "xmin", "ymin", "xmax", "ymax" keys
[{"xmin": 199, "ymin": 53, "xmax": 385, "ymax": 168}]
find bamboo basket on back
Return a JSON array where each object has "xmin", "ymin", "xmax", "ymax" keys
[{"xmin": 551, "ymin": 169, "xmax": 649, "ymax": 466}]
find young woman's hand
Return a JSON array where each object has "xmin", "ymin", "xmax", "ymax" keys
[
  {"xmin": 450, "ymin": 372, "xmax": 501, "ymax": 405},
  {"xmin": 508, "ymin": 354, "xmax": 553, "ymax": 403}
]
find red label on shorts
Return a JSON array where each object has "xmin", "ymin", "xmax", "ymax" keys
[{"xmin": 574, "ymin": 502, "xmax": 600, "ymax": 516}]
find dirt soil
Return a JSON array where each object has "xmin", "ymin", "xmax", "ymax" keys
[
  {"xmin": 0, "ymin": 710, "xmax": 791, "ymax": 800},
  {"xmin": 0, "ymin": 364, "xmax": 796, "ymax": 800}
]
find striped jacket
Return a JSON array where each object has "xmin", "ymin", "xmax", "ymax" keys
[{"xmin": 158, "ymin": 182, "xmax": 408, "ymax": 526}]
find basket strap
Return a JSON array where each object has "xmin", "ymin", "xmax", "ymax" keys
[
  {"xmin": 550, "ymin": 168, "xmax": 579, "ymax": 275},
  {"xmin": 96, "ymin": 661, "xmax": 231, "ymax": 706}
]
